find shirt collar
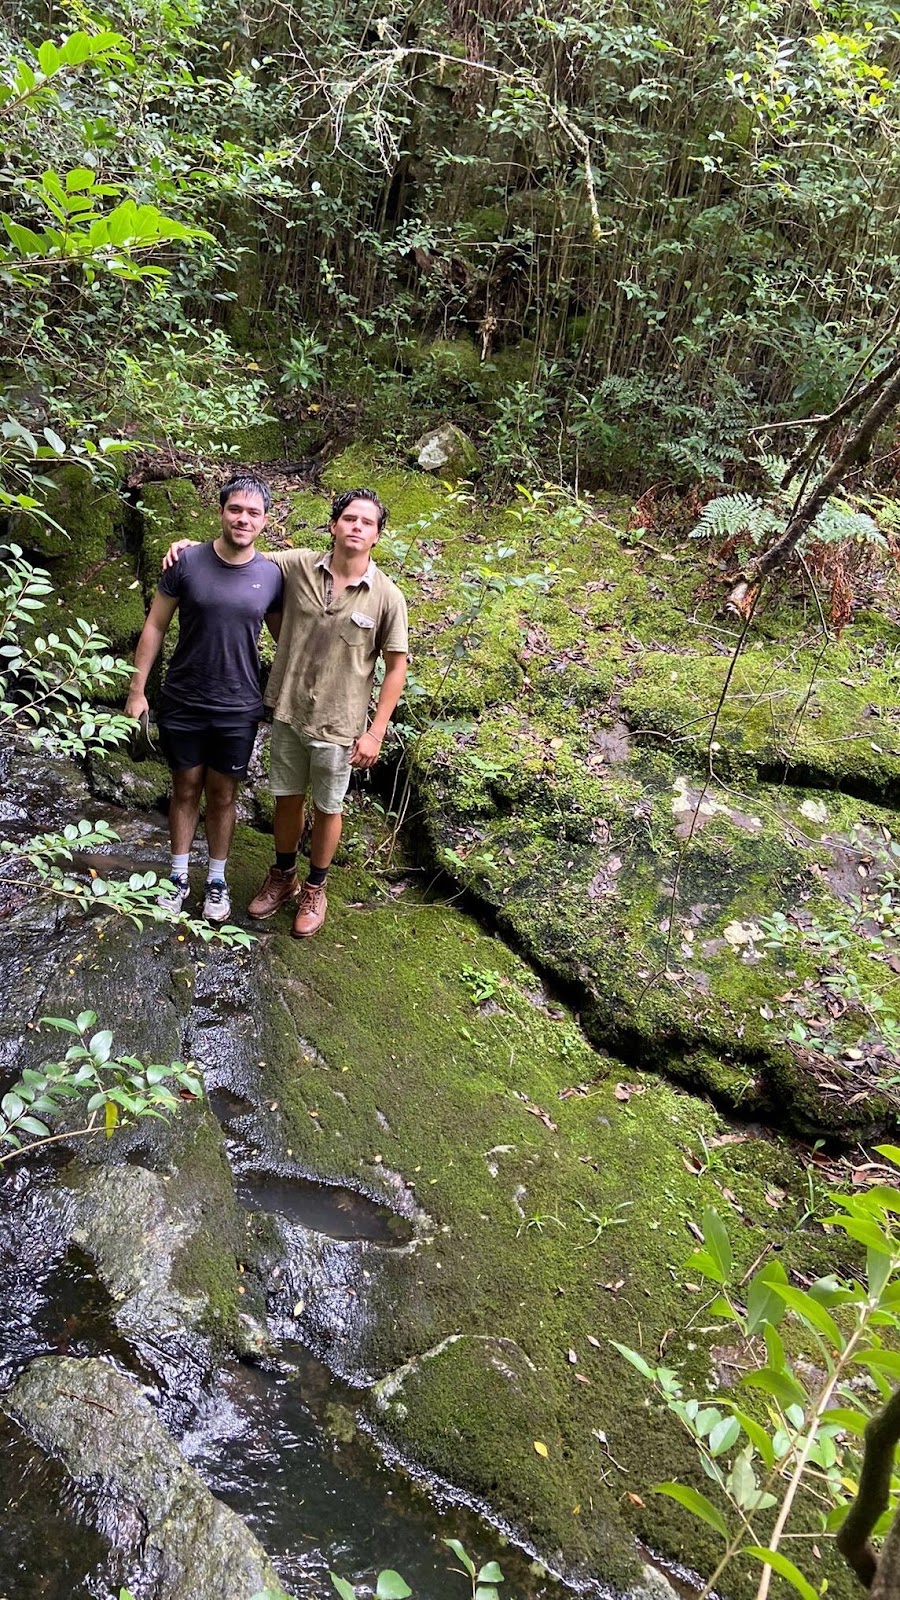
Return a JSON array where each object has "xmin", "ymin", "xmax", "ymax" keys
[{"xmin": 315, "ymin": 550, "xmax": 375, "ymax": 589}]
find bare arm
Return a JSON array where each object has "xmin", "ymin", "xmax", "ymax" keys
[
  {"xmin": 350, "ymin": 652, "xmax": 408, "ymax": 769},
  {"xmin": 125, "ymin": 591, "xmax": 179, "ymax": 719}
]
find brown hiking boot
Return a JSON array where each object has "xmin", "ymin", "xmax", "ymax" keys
[
  {"xmin": 248, "ymin": 865, "xmax": 299, "ymax": 919},
  {"xmin": 291, "ymin": 881, "xmax": 327, "ymax": 939}
]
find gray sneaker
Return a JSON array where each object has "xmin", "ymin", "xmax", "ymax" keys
[
  {"xmin": 203, "ymin": 879, "xmax": 231, "ymax": 925},
  {"xmin": 157, "ymin": 875, "xmax": 190, "ymax": 915}
]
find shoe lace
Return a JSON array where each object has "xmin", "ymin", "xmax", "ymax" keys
[
  {"xmin": 297, "ymin": 882, "xmax": 322, "ymax": 911},
  {"xmin": 206, "ymin": 880, "xmax": 227, "ymax": 903}
]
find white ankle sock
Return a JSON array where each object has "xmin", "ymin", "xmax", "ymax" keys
[
  {"xmin": 171, "ymin": 854, "xmax": 190, "ymax": 879},
  {"xmin": 207, "ymin": 858, "xmax": 227, "ymax": 883}
]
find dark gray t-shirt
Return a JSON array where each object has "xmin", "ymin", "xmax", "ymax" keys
[{"xmin": 157, "ymin": 542, "xmax": 283, "ymax": 724}]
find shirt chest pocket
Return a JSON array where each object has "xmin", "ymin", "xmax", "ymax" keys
[{"xmin": 339, "ymin": 611, "xmax": 377, "ymax": 650}]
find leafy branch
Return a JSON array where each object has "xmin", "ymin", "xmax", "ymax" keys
[{"xmin": 0, "ymin": 1011, "xmax": 202, "ymax": 1165}]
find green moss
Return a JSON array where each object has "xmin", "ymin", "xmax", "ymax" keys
[
  {"xmin": 168, "ymin": 1109, "xmax": 266, "ymax": 1348},
  {"xmin": 12, "ymin": 463, "xmax": 123, "ymax": 565},
  {"xmin": 214, "ymin": 828, "xmax": 856, "ymax": 1588},
  {"xmin": 137, "ymin": 480, "xmax": 219, "ymax": 599},
  {"xmin": 220, "ymin": 418, "xmax": 288, "ymax": 464}
]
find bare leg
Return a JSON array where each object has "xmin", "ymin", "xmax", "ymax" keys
[
  {"xmin": 273, "ymin": 793, "xmax": 305, "ymax": 853},
  {"xmin": 309, "ymin": 807, "xmax": 342, "ymax": 872},
  {"xmin": 204, "ymin": 769, "xmax": 240, "ymax": 861},
  {"xmin": 169, "ymin": 766, "xmax": 205, "ymax": 855}
]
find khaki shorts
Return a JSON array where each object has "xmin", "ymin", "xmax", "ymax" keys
[{"xmin": 269, "ymin": 720, "xmax": 352, "ymax": 814}]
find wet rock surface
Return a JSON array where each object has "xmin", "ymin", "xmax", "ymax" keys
[{"xmin": 4, "ymin": 1356, "xmax": 282, "ymax": 1600}]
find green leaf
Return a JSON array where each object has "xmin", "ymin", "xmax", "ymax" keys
[
  {"xmin": 708, "ymin": 1415, "xmax": 740, "ymax": 1456},
  {"xmin": 444, "ymin": 1540, "xmax": 476, "ymax": 1577},
  {"xmin": 329, "ymin": 1587, "xmax": 357, "ymax": 1600},
  {"xmin": 477, "ymin": 1563, "xmax": 504, "ymax": 1583},
  {"xmin": 65, "ymin": 166, "xmax": 96, "ymax": 192},
  {"xmin": 742, "ymin": 1547, "xmax": 818, "ymax": 1600},
  {"xmin": 728, "ymin": 1407, "xmax": 775, "ymax": 1468},
  {"xmin": 764, "ymin": 1322, "xmax": 786, "ymax": 1371},
  {"xmin": 868, "ymin": 1245, "xmax": 893, "ymax": 1302},
  {"xmin": 875, "ymin": 1144, "xmax": 900, "ymax": 1168},
  {"xmin": 852, "ymin": 1348, "xmax": 900, "ymax": 1379},
  {"xmin": 728, "ymin": 1446, "xmax": 760, "ymax": 1509},
  {"xmin": 16, "ymin": 1116, "xmax": 50, "ymax": 1137},
  {"xmin": 819, "ymin": 1406, "xmax": 868, "ymax": 1435},
  {"xmin": 745, "ymin": 1260, "xmax": 789, "ymax": 1334},
  {"xmin": 742, "ymin": 1366, "xmax": 807, "ymax": 1410},
  {"xmin": 824, "ymin": 1214, "xmax": 893, "ymax": 1254},
  {"xmin": 768, "ymin": 1284, "xmax": 843, "ymax": 1349},
  {"xmin": 685, "ymin": 1247, "xmax": 727, "ymax": 1285},
  {"xmin": 702, "ymin": 1208, "xmax": 733, "ymax": 1283},
  {"xmin": 89, "ymin": 1029, "xmax": 113, "ymax": 1063},
  {"xmin": 611, "ymin": 1342, "xmax": 655, "ymax": 1380},
  {"xmin": 38, "ymin": 40, "xmax": 61, "ymax": 75},
  {"xmin": 475, "ymin": 1589, "xmax": 499, "ymax": 1600},
  {"xmin": 654, "ymin": 1483, "xmax": 728, "ymax": 1539},
  {"xmin": 376, "ymin": 1574, "xmax": 412, "ymax": 1599}
]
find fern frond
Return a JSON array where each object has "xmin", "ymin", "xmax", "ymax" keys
[{"xmin": 688, "ymin": 494, "xmax": 781, "ymax": 544}]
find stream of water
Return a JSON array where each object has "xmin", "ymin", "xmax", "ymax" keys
[{"xmin": 0, "ymin": 1148, "xmax": 563, "ymax": 1600}]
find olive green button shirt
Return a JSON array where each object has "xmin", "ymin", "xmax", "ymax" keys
[{"xmin": 264, "ymin": 548, "xmax": 409, "ymax": 746}]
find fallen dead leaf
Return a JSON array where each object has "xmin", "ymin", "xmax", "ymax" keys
[{"xmin": 533, "ymin": 1440, "xmax": 549, "ymax": 1458}]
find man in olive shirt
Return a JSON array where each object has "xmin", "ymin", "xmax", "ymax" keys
[
  {"xmin": 251, "ymin": 487, "xmax": 408, "ymax": 935},
  {"xmin": 164, "ymin": 487, "xmax": 408, "ymax": 937}
]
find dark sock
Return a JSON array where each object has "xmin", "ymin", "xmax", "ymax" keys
[
  {"xmin": 275, "ymin": 851, "xmax": 297, "ymax": 873},
  {"xmin": 307, "ymin": 864, "xmax": 328, "ymax": 888}
]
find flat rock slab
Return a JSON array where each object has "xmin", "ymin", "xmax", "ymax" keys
[{"xmin": 4, "ymin": 1356, "xmax": 282, "ymax": 1600}]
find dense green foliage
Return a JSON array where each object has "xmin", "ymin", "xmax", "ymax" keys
[{"xmin": 3, "ymin": 0, "xmax": 900, "ymax": 483}]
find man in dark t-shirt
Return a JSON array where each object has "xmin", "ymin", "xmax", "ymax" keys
[{"xmin": 126, "ymin": 475, "xmax": 282, "ymax": 924}]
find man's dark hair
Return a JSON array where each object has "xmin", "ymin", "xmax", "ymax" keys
[
  {"xmin": 330, "ymin": 487, "xmax": 388, "ymax": 533},
  {"xmin": 219, "ymin": 474, "xmax": 271, "ymax": 513}
]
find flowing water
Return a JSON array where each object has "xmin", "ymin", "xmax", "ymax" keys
[{"xmin": 0, "ymin": 1149, "xmax": 562, "ymax": 1600}]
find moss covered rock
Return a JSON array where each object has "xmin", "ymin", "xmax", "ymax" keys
[
  {"xmin": 413, "ymin": 422, "xmax": 481, "ymax": 478},
  {"xmin": 4, "ymin": 1357, "xmax": 282, "ymax": 1600}
]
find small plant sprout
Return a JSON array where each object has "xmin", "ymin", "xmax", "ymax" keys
[
  {"xmin": 330, "ymin": 1573, "xmax": 412, "ymax": 1599},
  {"xmin": 443, "ymin": 1539, "xmax": 505, "ymax": 1600},
  {"xmin": 574, "ymin": 1199, "xmax": 632, "ymax": 1248}
]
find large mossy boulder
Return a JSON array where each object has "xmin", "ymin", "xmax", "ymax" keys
[
  {"xmin": 11, "ymin": 462, "xmax": 146, "ymax": 655},
  {"xmin": 413, "ymin": 422, "xmax": 480, "ymax": 477},
  {"xmin": 4, "ymin": 1357, "xmax": 282, "ymax": 1600},
  {"xmin": 369, "ymin": 1334, "xmax": 632, "ymax": 1585},
  {"xmin": 12, "ymin": 462, "xmax": 122, "ymax": 565}
]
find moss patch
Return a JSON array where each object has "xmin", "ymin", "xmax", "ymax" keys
[{"xmin": 216, "ymin": 828, "xmax": 856, "ymax": 1589}]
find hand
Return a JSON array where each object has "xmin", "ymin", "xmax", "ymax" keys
[
  {"xmin": 350, "ymin": 730, "xmax": 383, "ymax": 769},
  {"xmin": 162, "ymin": 538, "xmax": 195, "ymax": 570},
  {"xmin": 126, "ymin": 690, "xmax": 149, "ymax": 721}
]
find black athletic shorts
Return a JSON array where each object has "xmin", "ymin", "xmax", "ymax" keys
[{"xmin": 157, "ymin": 718, "xmax": 259, "ymax": 778}]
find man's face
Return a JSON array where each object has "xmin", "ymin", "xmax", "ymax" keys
[
  {"xmin": 220, "ymin": 490, "xmax": 268, "ymax": 549},
  {"xmin": 330, "ymin": 497, "xmax": 381, "ymax": 559}
]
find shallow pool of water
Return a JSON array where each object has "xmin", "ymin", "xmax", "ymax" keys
[{"xmin": 236, "ymin": 1170, "xmax": 414, "ymax": 1245}]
